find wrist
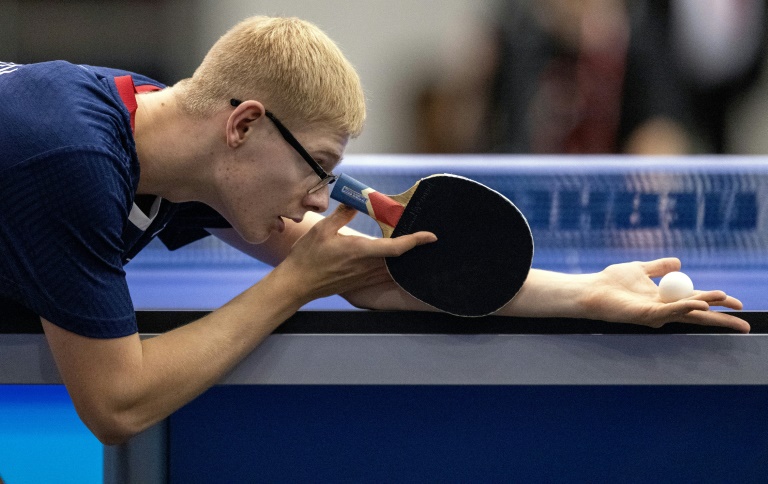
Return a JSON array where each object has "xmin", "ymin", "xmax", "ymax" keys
[{"xmin": 265, "ymin": 262, "xmax": 315, "ymax": 309}]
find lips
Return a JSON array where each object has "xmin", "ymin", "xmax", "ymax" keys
[
  {"xmin": 276, "ymin": 216, "xmax": 303, "ymax": 233},
  {"xmin": 281, "ymin": 216, "xmax": 304, "ymax": 224}
]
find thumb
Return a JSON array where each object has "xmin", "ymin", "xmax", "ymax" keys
[
  {"xmin": 319, "ymin": 204, "xmax": 359, "ymax": 232},
  {"xmin": 641, "ymin": 257, "xmax": 682, "ymax": 278}
]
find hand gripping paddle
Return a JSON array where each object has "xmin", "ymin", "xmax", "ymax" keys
[{"xmin": 331, "ymin": 173, "xmax": 534, "ymax": 316}]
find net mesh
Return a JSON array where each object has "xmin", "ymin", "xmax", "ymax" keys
[{"xmin": 128, "ymin": 155, "xmax": 768, "ymax": 274}]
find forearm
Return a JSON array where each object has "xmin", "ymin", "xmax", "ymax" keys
[
  {"xmin": 495, "ymin": 269, "xmax": 596, "ymax": 318},
  {"xmin": 339, "ymin": 256, "xmax": 750, "ymax": 334},
  {"xmin": 45, "ymin": 265, "xmax": 306, "ymax": 444},
  {"xmin": 212, "ymin": 213, "xmax": 597, "ymax": 319},
  {"xmin": 343, "ymin": 268, "xmax": 598, "ymax": 318},
  {"xmin": 132, "ymin": 267, "xmax": 303, "ymax": 428}
]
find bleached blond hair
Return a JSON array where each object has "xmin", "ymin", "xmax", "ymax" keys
[{"xmin": 176, "ymin": 16, "xmax": 366, "ymax": 137}]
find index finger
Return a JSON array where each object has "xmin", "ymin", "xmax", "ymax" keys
[{"xmin": 355, "ymin": 231, "xmax": 437, "ymax": 258}]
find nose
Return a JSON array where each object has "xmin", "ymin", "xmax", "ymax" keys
[{"xmin": 303, "ymin": 185, "xmax": 330, "ymax": 213}]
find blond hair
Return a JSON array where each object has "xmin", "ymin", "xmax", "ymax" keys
[{"xmin": 176, "ymin": 16, "xmax": 366, "ymax": 137}]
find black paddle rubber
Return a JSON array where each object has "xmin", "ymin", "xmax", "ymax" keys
[{"xmin": 386, "ymin": 175, "xmax": 533, "ymax": 316}]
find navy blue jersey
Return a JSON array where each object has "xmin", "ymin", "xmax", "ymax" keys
[{"xmin": 0, "ymin": 61, "xmax": 228, "ymax": 338}]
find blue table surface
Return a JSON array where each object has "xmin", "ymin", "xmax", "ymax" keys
[{"xmin": 125, "ymin": 249, "xmax": 768, "ymax": 312}]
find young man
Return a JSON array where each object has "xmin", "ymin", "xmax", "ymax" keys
[{"xmin": 0, "ymin": 16, "xmax": 747, "ymax": 445}]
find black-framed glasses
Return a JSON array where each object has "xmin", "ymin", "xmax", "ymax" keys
[{"xmin": 230, "ymin": 99, "xmax": 337, "ymax": 194}]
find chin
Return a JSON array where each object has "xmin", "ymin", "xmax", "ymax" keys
[
  {"xmin": 244, "ymin": 232, "xmax": 271, "ymax": 245},
  {"xmin": 234, "ymin": 226, "xmax": 271, "ymax": 245}
]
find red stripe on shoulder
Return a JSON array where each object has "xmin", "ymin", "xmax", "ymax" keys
[
  {"xmin": 135, "ymin": 84, "xmax": 161, "ymax": 93},
  {"xmin": 114, "ymin": 75, "xmax": 138, "ymax": 131}
]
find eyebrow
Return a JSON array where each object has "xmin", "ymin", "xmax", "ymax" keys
[{"xmin": 316, "ymin": 150, "xmax": 344, "ymax": 169}]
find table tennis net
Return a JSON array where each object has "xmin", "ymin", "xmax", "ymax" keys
[{"xmin": 130, "ymin": 157, "xmax": 768, "ymax": 273}]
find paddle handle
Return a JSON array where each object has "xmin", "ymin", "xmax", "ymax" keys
[{"xmin": 330, "ymin": 174, "xmax": 405, "ymax": 235}]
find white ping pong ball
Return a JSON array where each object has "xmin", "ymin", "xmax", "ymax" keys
[{"xmin": 658, "ymin": 271, "xmax": 695, "ymax": 303}]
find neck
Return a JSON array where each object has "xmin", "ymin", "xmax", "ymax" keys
[{"xmin": 133, "ymin": 88, "xmax": 220, "ymax": 203}]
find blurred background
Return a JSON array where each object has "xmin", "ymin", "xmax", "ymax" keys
[
  {"xmin": 2, "ymin": 3, "xmax": 768, "ymax": 482},
  {"xmin": 2, "ymin": 0, "xmax": 767, "ymax": 156}
]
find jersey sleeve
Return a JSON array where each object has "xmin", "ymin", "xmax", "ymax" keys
[{"xmin": 0, "ymin": 147, "xmax": 138, "ymax": 338}]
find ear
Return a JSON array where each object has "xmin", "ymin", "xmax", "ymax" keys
[{"xmin": 226, "ymin": 100, "xmax": 267, "ymax": 148}]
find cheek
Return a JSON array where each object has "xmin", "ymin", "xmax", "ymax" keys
[
  {"xmin": 217, "ymin": 154, "xmax": 306, "ymax": 221},
  {"xmin": 215, "ymin": 170, "xmax": 266, "ymax": 224}
]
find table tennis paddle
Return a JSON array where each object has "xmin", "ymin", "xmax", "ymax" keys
[{"xmin": 330, "ymin": 173, "xmax": 534, "ymax": 316}]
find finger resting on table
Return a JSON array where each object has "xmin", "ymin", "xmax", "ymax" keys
[{"xmin": 678, "ymin": 309, "xmax": 751, "ymax": 333}]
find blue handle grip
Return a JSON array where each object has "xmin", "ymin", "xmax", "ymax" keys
[{"xmin": 330, "ymin": 173, "xmax": 374, "ymax": 216}]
